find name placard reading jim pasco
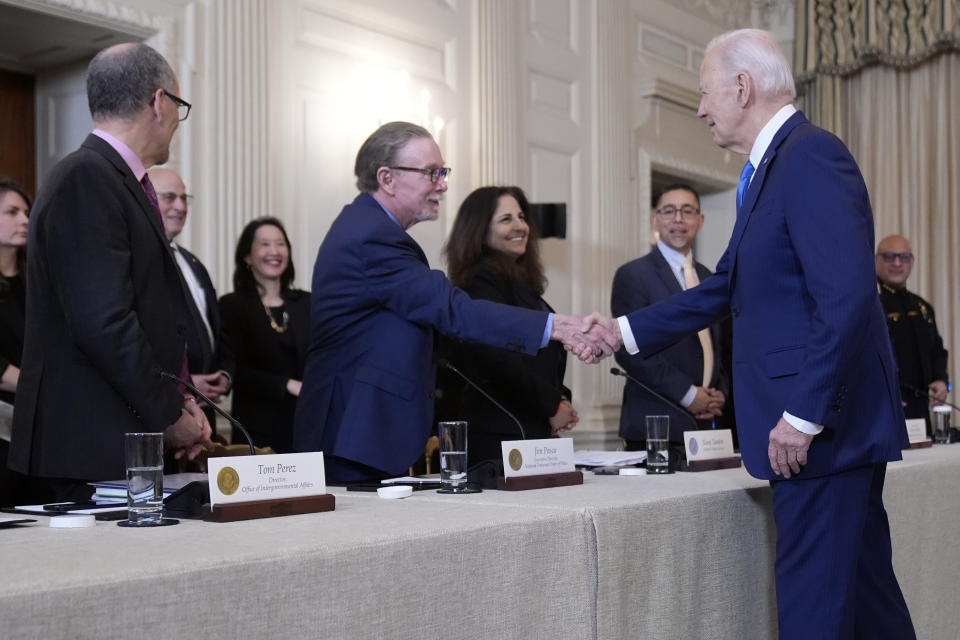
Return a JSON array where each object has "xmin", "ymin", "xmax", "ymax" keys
[
  {"xmin": 207, "ymin": 452, "xmax": 327, "ymax": 506},
  {"xmin": 501, "ymin": 438, "xmax": 575, "ymax": 478}
]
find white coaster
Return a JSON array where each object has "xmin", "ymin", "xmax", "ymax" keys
[
  {"xmin": 377, "ymin": 485, "xmax": 413, "ymax": 499},
  {"xmin": 618, "ymin": 468, "xmax": 647, "ymax": 476},
  {"xmin": 49, "ymin": 515, "xmax": 96, "ymax": 528}
]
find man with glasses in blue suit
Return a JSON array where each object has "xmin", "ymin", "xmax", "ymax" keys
[{"xmin": 294, "ymin": 121, "xmax": 618, "ymax": 483}]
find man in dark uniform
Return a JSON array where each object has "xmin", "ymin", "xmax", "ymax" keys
[{"xmin": 876, "ymin": 234, "xmax": 949, "ymax": 431}]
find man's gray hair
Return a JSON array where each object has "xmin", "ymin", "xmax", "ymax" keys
[
  {"xmin": 354, "ymin": 121, "xmax": 432, "ymax": 193},
  {"xmin": 706, "ymin": 29, "xmax": 796, "ymax": 100},
  {"xmin": 87, "ymin": 43, "xmax": 176, "ymax": 121}
]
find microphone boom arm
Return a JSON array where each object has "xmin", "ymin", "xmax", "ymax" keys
[{"xmin": 159, "ymin": 370, "xmax": 257, "ymax": 455}]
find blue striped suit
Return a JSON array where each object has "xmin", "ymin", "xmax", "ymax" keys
[{"xmin": 623, "ymin": 112, "xmax": 914, "ymax": 639}]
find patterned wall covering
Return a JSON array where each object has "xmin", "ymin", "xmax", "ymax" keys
[{"xmin": 795, "ymin": 0, "xmax": 960, "ymax": 80}]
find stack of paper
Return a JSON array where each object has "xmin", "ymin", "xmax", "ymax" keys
[{"xmin": 574, "ymin": 450, "xmax": 647, "ymax": 467}]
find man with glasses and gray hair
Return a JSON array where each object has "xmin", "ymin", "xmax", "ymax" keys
[
  {"xmin": 611, "ymin": 183, "xmax": 729, "ymax": 452},
  {"xmin": 9, "ymin": 43, "xmax": 211, "ymax": 501},
  {"xmin": 876, "ymin": 234, "xmax": 949, "ymax": 430},
  {"xmin": 294, "ymin": 121, "xmax": 618, "ymax": 484},
  {"xmin": 149, "ymin": 167, "xmax": 234, "ymax": 426}
]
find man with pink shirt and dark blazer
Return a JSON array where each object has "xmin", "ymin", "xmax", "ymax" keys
[{"xmin": 9, "ymin": 43, "xmax": 210, "ymax": 501}]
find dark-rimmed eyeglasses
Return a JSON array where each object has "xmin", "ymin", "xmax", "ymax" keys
[
  {"xmin": 151, "ymin": 89, "xmax": 192, "ymax": 121},
  {"xmin": 390, "ymin": 166, "xmax": 452, "ymax": 184},
  {"xmin": 655, "ymin": 205, "xmax": 700, "ymax": 219},
  {"xmin": 878, "ymin": 251, "xmax": 913, "ymax": 263},
  {"xmin": 157, "ymin": 192, "xmax": 194, "ymax": 205}
]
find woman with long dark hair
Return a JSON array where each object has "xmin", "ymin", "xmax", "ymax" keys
[
  {"xmin": 439, "ymin": 186, "xmax": 578, "ymax": 465},
  {"xmin": 0, "ymin": 177, "xmax": 38, "ymax": 505},
  {"xmin": 218, "ymin": 217, "xmax": 309, "ymax": 453}
]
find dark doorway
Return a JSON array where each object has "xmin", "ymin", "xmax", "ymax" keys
[{"xmin": 0, "ymin": 69, "xmax": 35, "ymax": 198}]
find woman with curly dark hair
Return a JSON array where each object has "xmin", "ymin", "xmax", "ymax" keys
[{"xmin": 438, "ymin": 186, "xmax": 578, "ymax": 466}]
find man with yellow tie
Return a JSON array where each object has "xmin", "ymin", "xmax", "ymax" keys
[{"xmin": 611, "ymin": 183, "xmax": 730, "ymax": 450}]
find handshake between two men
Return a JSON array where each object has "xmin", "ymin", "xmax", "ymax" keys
[
  {"xmin": 553, "ymin": 312, "xmax": 725, "ymax": 421},
  {"xmin": 551, "ymin": 313, "xmax": 623, "ymax": 365}
]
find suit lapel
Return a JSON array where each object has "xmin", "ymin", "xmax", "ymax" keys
[
  {"xmin": 727, "ymin": 111, "xmax": 807, "ymax": 287},
  {"xmin": 187, "ymin": 257, "xmax": 221, "ymax": 337},
  {"xmin": 652, "ymin": 247, "xmax": 683, "ymax": 295},
  {"xmin": 124, "ymin": 174, "xmax": 171, "ymax": 246},
  {"xmin": 81, "ymin": 134, "xmax": 170, "ymax": 248}
]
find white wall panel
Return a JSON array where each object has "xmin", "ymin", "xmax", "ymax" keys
[
  {"xmin": 11, "ymin": 0, "xmax": 787, "ymax": 451},
  {"xmin": 35, "ymin": 60, "xmax": 91, "ymax": 183},
  {"xmin": 271, "ymin": 0, "xmax": 465, "ymax": 276}
]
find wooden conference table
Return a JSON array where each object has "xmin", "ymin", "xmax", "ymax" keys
[{"xmin": 1, "ymin": 446, "xmax": 958, "ymax": 639}]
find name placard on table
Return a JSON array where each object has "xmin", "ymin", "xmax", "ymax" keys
[
  {"xmin": 207, "ymin": 452, "xmax": 326, "ymax": 506},
  {"xmin": 684, "ymin": 429, "xmax": 735, "ymax": 462},
  {"xmin": 501, "ymin": 438, "xmax": 575, "ymax": 478},
  {"xmin": 905, "ymin": 418, "xmax": 932, "ymax": 447}
]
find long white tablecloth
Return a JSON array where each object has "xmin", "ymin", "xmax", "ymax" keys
[{"xmin": 2, "ymin": 446, "xmax": 957, "ymax": 639}]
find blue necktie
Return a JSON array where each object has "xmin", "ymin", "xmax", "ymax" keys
[{"xmin": 736, "ymin": 160, "xmax": 755, "ymax": 211}]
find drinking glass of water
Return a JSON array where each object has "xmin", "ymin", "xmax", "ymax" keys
[
  {"xmin": 437, "ymin": 421, "xmax": 478, "ymax": 493},
  {"xmin": 124, "ymin": 432, "xmax": 164, "ymax": 525},
  {"xmin": 645, "ymin": 416, "xmax": 671, "ymax": 474}
]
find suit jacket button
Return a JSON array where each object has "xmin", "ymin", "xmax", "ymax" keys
[{"xmin": 831, "ymin": 404, "xmax": 841, "ymax": 413}]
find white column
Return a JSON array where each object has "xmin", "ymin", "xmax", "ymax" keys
[
  {"xmin": 474, "ymin": 0, "xmax": 524, "ymax": 185},
  {"xmin": 585, "ymin": 0, "xmax": 634, "ymax": 438},
  {"xmin": 200, "ymin": 0, "xmax": 270, "ymax": 290}
]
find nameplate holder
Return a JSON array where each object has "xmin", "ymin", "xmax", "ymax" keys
[
  {"xmin": 905, "ymin": 418, "xmax": 932, "ymax": 448},
  {"xmin": 498, "ymin": 438, "xmax": 581, "ymax": 490},
  {"xmin": 684, "ymin": 429, "xmax": 741, "ymax": 472},
  {"xmin": 205, "ymin": 452, "xmax": 334, "ymax": 521}
]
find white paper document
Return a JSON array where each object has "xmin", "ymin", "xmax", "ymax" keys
[
  {"xmin": 381, "ymin": 476, "xmax": 441, "ymax": 484},
  {"xmin": 574, "ymin": 450, "xmax": 647, "ymax": 467}
]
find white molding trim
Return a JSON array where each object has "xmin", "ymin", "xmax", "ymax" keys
[
  {"xmin": 12, "ymin": 0, "xmax": 161, "ymax": 37},
  {"xmin": 637, "ymin": 77, "xmax": 701, "ymax": 111},
  {"xmin": 647, "ymin": 150, "xmax": 739, "ymax": 187}
]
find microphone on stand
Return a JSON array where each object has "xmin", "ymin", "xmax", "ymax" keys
[
  {"xmin": 159, "ymin": 370, "xmax": 257, "ymax": 455},
  {"xmin": 438, "ymin": 358, "xmax": 526, "ymax": 440},
  {"xmin": 609, "ymin": 367, "xmax": 699, "ymax": 430}
]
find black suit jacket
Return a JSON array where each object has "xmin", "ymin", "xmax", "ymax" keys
[
  {"xmin": 611, "ymin": 246, "xmax": 729, "ymax": 443},
  {"xmin": 0, "ymin": 275, "xmax": 25, "ymax": 406},
  {"xmin": 9, "ymin": 134, "xmax": 192, "ymax": 480},
  {"xmin": 218, "ymin": 290, "xmax": 309, "ymax": 453},
  {"xmin": 436, "ymin": 263, "xmax": 569, "ymax": 450},
  {"xmin": 174, "ymin": 244, "xmax": 234, "ymax": 379}
]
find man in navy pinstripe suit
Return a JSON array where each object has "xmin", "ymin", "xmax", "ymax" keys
[{"xmin": 594, "ymin": 29, "xmax": 915, "ymax": 639}]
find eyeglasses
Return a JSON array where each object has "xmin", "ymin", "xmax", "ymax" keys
[
  {"xmin": 157, "ymin": 192, "xmax": 194, "ymax": 205},
  {"xmin": 878, "ymin": 251, "xmax": 913, "ymax": 263},
  {"xmin": 655, "ymin": 205, "xmax": 700, "ymax": 219},
  {"xmin": 390, "ymin": 166, "xmax": 452, "ymax": 184},
  {"xmin": 151, "ymin": 89, "xmax": 192, "ymax": 121}
]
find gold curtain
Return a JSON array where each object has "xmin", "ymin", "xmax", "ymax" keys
[{"xmin": 795, "ymin": 0, "xmax": 960, "ymax": 396}]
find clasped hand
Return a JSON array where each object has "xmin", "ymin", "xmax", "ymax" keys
[
  {"xmin": 689, "ymin": 387, "xmax": 724, "ymax": 420},
  {"xmin": 164, "ymin": 397, "xmax": 214, "ymax": 461},
  {"xmin": 551, "ymin": 313, "xmax": 623, "ymax": 364}
]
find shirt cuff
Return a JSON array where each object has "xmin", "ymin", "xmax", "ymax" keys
[
  {"xmin": 782, "ymin": 411, "xmax": 824, "ymax": 435},
  {"xmin": 617, "ymin": 316, "xmax": 638, "ymax": 354},
  {"xmin": 680, "ymin": 386, "xmax": 698, "ymax": 408},
  {"xmin": 540, "ymin": 313, "xmax": 554, "ymax": 348}
]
